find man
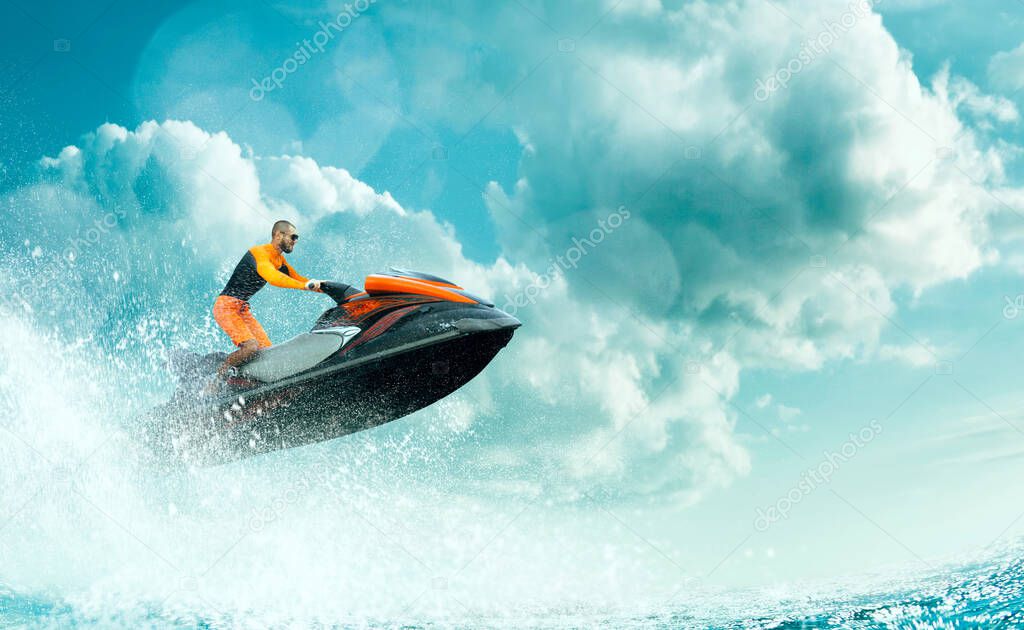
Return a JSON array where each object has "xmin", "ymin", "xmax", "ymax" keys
[{"xmin": 213, "ymin": 220, "xmax": 322, "ymax": 378}]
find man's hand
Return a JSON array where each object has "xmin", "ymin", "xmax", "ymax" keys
[{"xmin": 306, "ymin": 279, "xmax": 323, "ymax": 292}]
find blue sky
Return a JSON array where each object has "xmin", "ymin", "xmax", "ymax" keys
[{"xmin": 3, "ymin": 0, "xmax": 1024, "ymax": 598}]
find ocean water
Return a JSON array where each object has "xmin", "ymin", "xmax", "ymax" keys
[{"xmin": 2, "ymin": 548, "xmax": 1024, "ymax": 627}]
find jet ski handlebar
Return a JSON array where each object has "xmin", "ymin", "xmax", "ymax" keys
[{"xmin": 316, "ymin": 280, "xmax": 362, "ymax": 304}]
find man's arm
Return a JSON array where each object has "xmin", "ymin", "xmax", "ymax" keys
[
  {"xmin": 285, "ymin": 260, "xmax": 321, "ymax": 291},
  {"xmin": 283, "ymin": 261, "xmax": 308, "ymax": 284},
  {"xmin": 255, "ymin": 260, "xmax": 308, "ymax": 290},
  {"xmin": 251, "ymin": 248, "xmax": 308, "ymax": 290}
]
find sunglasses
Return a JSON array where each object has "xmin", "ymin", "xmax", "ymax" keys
[{"xmin": 288, "ymin": 234, "xmax": 300, "ymax": 242}]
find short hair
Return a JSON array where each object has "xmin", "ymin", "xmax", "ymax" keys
[{"xmin": 272, "ymin": 220, "xmax": 295, "ymax": 237}]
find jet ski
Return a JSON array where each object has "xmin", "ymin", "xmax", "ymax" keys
[{"xmin": 141, "ymin": 269, "xmax": 520, "ymax": 466}]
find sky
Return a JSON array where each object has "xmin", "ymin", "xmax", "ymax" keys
[{"xmin": 2, "ymin": 0, "xmax": 1024, "ymax": 598}]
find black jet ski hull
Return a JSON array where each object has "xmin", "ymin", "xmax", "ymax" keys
[
  {"xmin": 145, "ymin": 319, "xmax": 515, "ymax": 467},
  {"xmin": 141, "ymin": 271, "xmax": 520, "ymax": 466}
]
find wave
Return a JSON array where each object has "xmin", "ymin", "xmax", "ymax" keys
[{"xmin": 3, "ymin": 546, "xmax": 1024, "ymax": 627}]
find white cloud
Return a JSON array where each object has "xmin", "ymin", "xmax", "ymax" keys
[
  {"xmin": 383, "ymin": 0, "xmax": 1018, "ymax": 372},
  {"xmin": 989, "ymin": 42, "xmax": 1024, "ymax": 92},
  {"xmin": 777, "ymin": 403, "xmax": 802, "ymax": 423},
  {"xmin": 930, "ymin": 405, "xmax": 1024, "ymax": 465},
  {"xmin": 933, "ymin": 67, "xmax": 1019, "ymax": 124},
  {"xmin": 878, "ymin": 343, "xmax": 937, "ymax": 367}
]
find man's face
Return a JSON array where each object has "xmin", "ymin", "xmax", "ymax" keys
[{"xmin": 277, "ymin": 225, "xmax": 299, "ymax": 253}]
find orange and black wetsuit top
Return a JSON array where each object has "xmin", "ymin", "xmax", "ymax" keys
[{"xmin": 220, "ymin": 243, "xmax": 308, "ymax": 301}]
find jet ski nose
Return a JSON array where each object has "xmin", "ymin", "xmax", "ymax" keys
[
  {"xmin": 493, "ymin": 308, "xmax": 522, "ymax": 329},
  {"xmin": 453, "ymin": 313, "xmax": 521, "ymax": 334},
  {"xmin": 496, "ymin": 313, "xmax": 522, "ymax": 329}
]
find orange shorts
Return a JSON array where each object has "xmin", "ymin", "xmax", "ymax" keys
[{"xmin": 213, "ymin": 295, "xmax": 272, "ymax": 348}]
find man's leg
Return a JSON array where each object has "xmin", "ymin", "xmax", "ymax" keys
[
  {"xmin": 238, "ymin": 303, "xmax": 273, "ymax": 349},
  {"xmin": 213, "ymin": 296, "xmax": 263, "ymax": 377},
  {"xmin": 218, "ymin": 339, "xmax": 260, "ymax": 376}
]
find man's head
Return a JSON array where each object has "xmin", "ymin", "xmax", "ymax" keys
[{"xmin": 271, "ymin": 220, "xmax": 299, "ymax": 253}]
